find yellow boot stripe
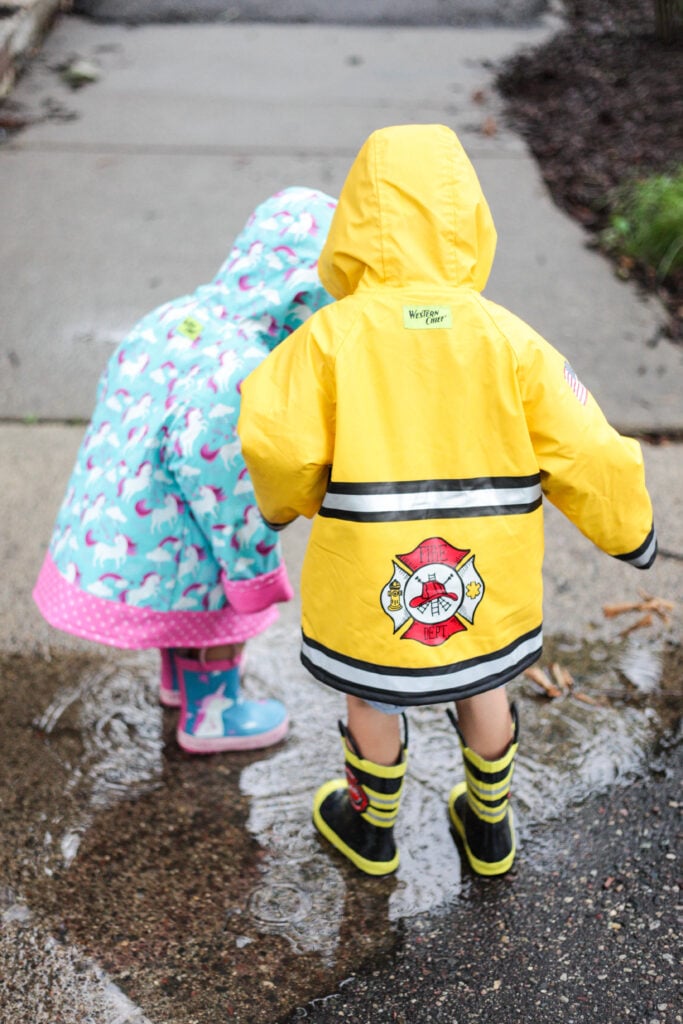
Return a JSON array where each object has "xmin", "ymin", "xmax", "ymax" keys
[
  {"xmin": 462, "ymin": 739, "xmax": 519, "ymax": 775},
  {"xmin": 466, "ymin": 792, "xmax": 508, "ymax": 823},
  {"xmin": 361, "ymin": 785, "xmax": 403, "ymax": 810},
  {"xmin": 465, "ymin": 764, "xmax": 514, "ymax": 802},
  {"xmin": 342, "ymin": 737, "xmax": 408, "ymax": 780}
]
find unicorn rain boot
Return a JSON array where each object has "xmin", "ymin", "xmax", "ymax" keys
[
  {"xmin": 175, "ymin": 652, "xmax": 288, "ymax": 753},
  {"xmin": 447, "ymin": 703, "xmax": 520, "ymax": 876},
  {"xmin": 313, "ymin": 718, "xmax": 408, "ymax": 876}
]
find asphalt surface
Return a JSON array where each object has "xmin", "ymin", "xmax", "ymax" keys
[
  {"xmin": 0, "ymin": 6, "xmax": 681, "ymax": 1023},
  {"xmin": 288, "ymin": 762, "xmax": 682, "ymax": 1024}
]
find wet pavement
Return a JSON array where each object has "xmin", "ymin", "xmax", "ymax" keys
[
  {"xmin": 1, "ymin": 609, "xmax": 681, "ymax": 1021},
  {"xmin": 288, "ymin": 759, "xmax": 682, "ymax": 1024},
  {"xmin": 1, "ymin": 6, "xmax": 682, "ymax": 1023}
]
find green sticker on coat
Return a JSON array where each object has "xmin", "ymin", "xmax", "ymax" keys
[{"xmin": 177, "ymin": 315, "xmax": 204, "ymax": 340}]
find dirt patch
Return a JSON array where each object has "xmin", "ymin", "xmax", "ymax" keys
[{"xmin": 497, "ymin": 0, "xmax": 683, "ymax": 339}]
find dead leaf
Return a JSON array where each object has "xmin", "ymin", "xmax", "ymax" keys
[
  {"xmin": 639, "ymin": 595, "xmax": 675, "ymax": 623},
  {"xmin": 603, "ymin": 595, "xmax": 675, "ymax": 625},
  {"xmin": 524, "ymin": 665, "xmax": 562, "ymax": 698},
  {"xmin": 551, "ymin": 662, "xmax": 574, "ymax": 692},
  {"xmin": 0, "ymin": 113, "xmax": 31, "ymax": 130},
  {"xmin": 573, "ymin": 690, "xmax": 602, "ymax": 706},
  {"xmin": 619, "ymin": 612, "xmax": 654, "ymax": 638},
  {"xmin": 603, "ymin": 601, "xmax": 644, "ymax": 618}
]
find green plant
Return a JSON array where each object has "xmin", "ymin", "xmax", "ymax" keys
[{"xmin": 601, "ymin": 167, "xmax": 683, "ymax": 281}]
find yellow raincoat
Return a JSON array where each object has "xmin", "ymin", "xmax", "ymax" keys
[{"xmin": 239, "ymin": 124, "xmax": 656, "ymax": 705}]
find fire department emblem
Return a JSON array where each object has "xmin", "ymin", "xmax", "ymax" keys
[{"xmin": 380, "ymin": 537, "xmax": 485, "ymax": 647}]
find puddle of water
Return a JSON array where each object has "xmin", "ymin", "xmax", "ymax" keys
[
  {"xmin": 0, "ymin": 627, "xmax": 679, "ymax": 1023},
  {"xmin": 241, "ymin": 626, "xmax": 680, "ymax": 957}
]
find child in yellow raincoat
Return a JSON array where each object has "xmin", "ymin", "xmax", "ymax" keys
[{"xmin": 238, "ymin": 125, "xmax": 657, "ymax": 878}]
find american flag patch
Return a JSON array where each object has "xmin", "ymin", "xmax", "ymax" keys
[{"xmin": 563, "ymin": 361, "xmax": 588, "ymax": 405}]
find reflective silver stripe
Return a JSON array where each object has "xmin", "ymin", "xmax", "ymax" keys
[
  {"xmin": 301, "ymin": 630, "xmax": 543, "ymax": 698},
  {"xmin": 321, "ymin": 482, "xmax": 542, "ymax": 516},
  {"xmin": 467, "ymin": 777, "xmax": 511, "ymax": 802},
  {"xmin": 467, "ymin": 797, "xmax": 507, "ymax": 823},
  {"xmin": 365, "ymin": 792, "xmax": 402, "ymax": 810},
  {"xmin": 363, "ymin": 807, "xmax": 398, "ymax": 827},
  {"xmin": 626, "ymin": 532, "xmax": 657, "ymax": 568}
]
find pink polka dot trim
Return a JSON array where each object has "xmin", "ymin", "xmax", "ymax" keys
[{"xmin": 33, "ymin": 553, "xmax": 278, "ymax": 650}]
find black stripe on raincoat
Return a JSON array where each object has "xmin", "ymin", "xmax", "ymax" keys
[
  {"xmin": 300, "ymin": 624, "xmax": 543, "ymax": 706},
  {"xmin": 319, "ymin": 474, "xmax": 543, "ymax": 523}
]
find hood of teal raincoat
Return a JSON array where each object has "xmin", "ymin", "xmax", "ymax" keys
[{"xmin": 206, "ymin": 187, "xmax": 338, "ymax": 351}]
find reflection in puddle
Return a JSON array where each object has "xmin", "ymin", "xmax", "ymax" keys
[
  {"xmin": 21, "ymin": 655, "xmax": 164, "ymax": 886},
  {"xmin": 249, "ymin": 883, "xmax": 312, "ymax": 923},
  {"xmin": 247, "ymin": 873, "xmax": 345, "ymax": 959},
  {"xmin": 241, "ymin": 627, "xmax": 676, "ymax": 960},
  {"xmin": 616, "ymin": 637, "xmax": 663, "ymax": 694},
  {"xmin": 35, "ymin": 658, "xmax": 163, "ymax": 814},
  {"xmin": 60, "ymin": 829, "xmax": 84, "ymax": 868}
]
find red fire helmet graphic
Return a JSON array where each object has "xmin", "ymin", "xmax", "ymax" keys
[{"xmin": 380, "ymin": 537, "xmax": 485, "ymax": 647}]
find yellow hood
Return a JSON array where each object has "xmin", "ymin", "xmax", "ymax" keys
[{"xmin": 319, "ymin": 123, "xmax": 497, "ymax": 298}]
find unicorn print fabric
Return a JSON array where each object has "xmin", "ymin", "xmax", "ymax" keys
[{"xmin": 34, "ymin": 188, "xmax": 337, "ymax": 650}]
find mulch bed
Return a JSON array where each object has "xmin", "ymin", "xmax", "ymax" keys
[{"xmin": 497, "ymin": 0, "xmax": 683, "ymax": 339}]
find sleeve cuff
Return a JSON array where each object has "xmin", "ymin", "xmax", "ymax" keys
[
  {"xmin": 614, "ymin": 524, "xmax": 657, "ymax": 570},
  {"xmin": 263, "ymin": 516, "xmax": 296, "ymax": 532},
  {"xmin": 221, "ymin": 562, "xmax": 294, "ymax": 614}
]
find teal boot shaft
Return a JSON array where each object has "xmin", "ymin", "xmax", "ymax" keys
[
  {"xmin": 447, "ymin": 703, "xmax": 519, "ymax": 876},
  {"xmin": 313, "ymin": 718, "xmax": 408, "ymax": 876}
]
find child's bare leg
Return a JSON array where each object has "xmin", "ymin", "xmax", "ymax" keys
[
  {"xmin": 170, "ymin": 643, "xmax": 244, "ymax": 662},
  {"xmin": 454, "ymin": 685, "xmax": 513, "ymax": 758},
  {"xmin": 346, "ymin": 694, "xmax": 402, "ymax": 766},
  {"xmin": 199, "ymin": 643, "xmax": 245, "ymax": 662}
]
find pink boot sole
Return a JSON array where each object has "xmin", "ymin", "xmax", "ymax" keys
[{"xmin": 177, "ymin": 715, "xmax": 289, "ymax": 754}]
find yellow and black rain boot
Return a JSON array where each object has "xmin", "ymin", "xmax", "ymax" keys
[
  {"xmin": 313, "ymin": 717, "xmax": 408, "ymax": 876},
  {"xmin": 447, "ymin": 704, "xmax": 519, "ymax": 877}
]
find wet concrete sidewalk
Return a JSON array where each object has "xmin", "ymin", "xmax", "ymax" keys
[
  {"xmin": 1, "ymin": 8, "xmax": 682, "ymax": 1023},
  {"xmin": 1, "ymin": 437, "xmax": 681, "ymax": 1023}
]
